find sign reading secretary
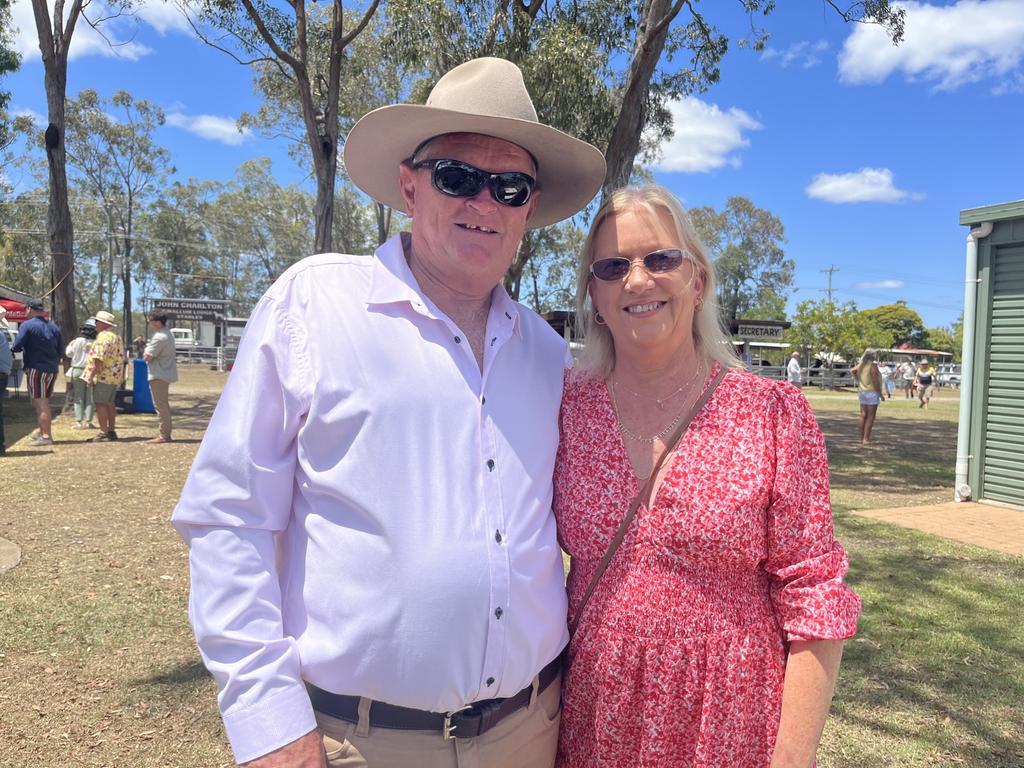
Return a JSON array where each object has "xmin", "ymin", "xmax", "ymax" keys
[{"xmin": 151, "ymin": 298, "xmax": 228, "ymax": 322}]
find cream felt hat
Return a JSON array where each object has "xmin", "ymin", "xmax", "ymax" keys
[
  {"xmin": 94, "ymin": 310, "xmax": 116, "ymax": 326},
  {"xmin": 343, "ymin": 57, "xmax": 606, "ymax": 229}
]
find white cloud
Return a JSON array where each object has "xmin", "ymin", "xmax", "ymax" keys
[
  {"xmin": 806, "ymin": 168, "xmax": 924, "ymax": 204},
  {"xmin": 856, "ymin": 279, "xmax": 906, "ymax": 289},
  {"xmin": 838, "ymin": 0, "xmax": 1024, "ymax": 91},
  {"xmin": 761, "ymin": 40, "xmax": 829, "ymax": 69},
  {"xmin": 653, "ymin": 97, "xmax": 762, "ymax": 173},
  {"xmin": 167, "ymin": 112, "xmax": 249, "ymax": 145},
  {"xmin": 10, "ymin": 0, "xmax": 180, "ymax": 63},
  {"xmin": 13, "ymin": 107, "xmax": 45, "ymax": 126}
]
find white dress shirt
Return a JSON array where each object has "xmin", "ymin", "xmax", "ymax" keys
[{"xmin": 172, "ymin": 233, "xmax": 571, "ymax": 763}]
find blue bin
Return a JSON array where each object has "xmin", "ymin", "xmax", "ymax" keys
[{"xmin": 132, "ymin": 358, "xmax": 156, "ymax": 413}]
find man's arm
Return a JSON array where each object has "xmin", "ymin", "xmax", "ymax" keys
[
  {"xmin": 172, "ymin": 289, "xmax": 317, "ymax": 764},
  {"xmin": 11, "ymin": 325, "xmax": 26, "ymax": 353},
  {"xmin": 241, "ymin": 730, "xmax": 325, "ymax": 768}
]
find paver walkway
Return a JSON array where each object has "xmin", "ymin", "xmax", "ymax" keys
[
  {"xmin": 853, "ymin": 501, "xmax": 1024, "ymax": 556},
  {"xmin": 0, "ymin": 536, "xmax": 21, "ymax": 574}
]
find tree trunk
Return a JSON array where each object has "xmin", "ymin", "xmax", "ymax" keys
[
  {"xmin": 42, "ymin": 64, "xmax": 77, "ymax": 348},
  {"xmin": 312, "ymin": 135, "xmax": 337, "ymax": 253},
  {"xmin": 601, "ymin": 0, "xmax": 679, "ymax": 200},
  {"xmin": 122, "ymin": 212, "xmax": 133, "ymax": 345},
  {"xmin": 375, "ymin": 202, "xmax": 392, "ymax": 246}
]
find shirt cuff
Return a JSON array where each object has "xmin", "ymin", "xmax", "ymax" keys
[{"xmin": 222, "ymin": 683, "xmax": 318, "ymax": 764}]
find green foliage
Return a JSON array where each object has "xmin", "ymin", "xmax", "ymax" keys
[
  {"xmin": 860, "ymin": 302, "xmax": 926, "ymax": 347},
  {"xmin": 923, "ymin": 325, "xmax": 956, "ymax": 355},
  {"xmin": 689, "ymin": 196, "xmax": 793, "ymax": 322},
  {"xmin": 788, "ymin": 298, "xmax": 893, "ymax": 368}
]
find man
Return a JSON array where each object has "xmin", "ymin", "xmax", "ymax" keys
[
  {"xmin": 81, "ymin": 310, "xmax": 125, "ymax": 442},
  {"xmin": 786, "ymin": 351, "xmax": 802, "ymax": 387},
  {"xmin": 11, "ymin": 299, "xmax": 62, "ymax": 447},
  {"xmin": 172, "ymin": 57, "xmax": 605, "ymax": 768},
  {"xmin": 143, "ymin": 311, "xmax": 178, "ymax": 443},
  {"xmin": 899, "ymin": 358, "xmax": 916, "ymax": 399},
  {"xmin": 877, "ymin": 360, "xmax": 894, "ymax": 400},
  {"xmin": 0, "ymin": 317, "xmax": 12, "ymax": 456}
]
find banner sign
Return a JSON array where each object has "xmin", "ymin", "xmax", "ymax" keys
[
  {"xmin": 150, "ymin": 298, "xmax": 227, "ymax": 322},
  {"xmin": 736, "ymin": 323, "xmax": 785, "ymax": 340}
]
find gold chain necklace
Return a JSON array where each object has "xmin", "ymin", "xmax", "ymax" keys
[
  {"xmin": 609, "ymin": 370, "xmax": 703, "ymax": 445},
  {"xmin": 611, "ymin": 365, "xmax": 702, "ymax": 410}
]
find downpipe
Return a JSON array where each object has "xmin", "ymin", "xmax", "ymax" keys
[{"xmin": 954, "ymin": 221, "xmax": 993, "ymax": 501}]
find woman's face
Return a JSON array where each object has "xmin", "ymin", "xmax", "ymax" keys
[{"xmin": 587, "ymin": 206, "xmax": 704, "ymax": 361}]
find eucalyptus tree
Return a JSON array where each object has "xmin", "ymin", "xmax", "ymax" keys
[
  {"xmin": 0, "ymin": 0, "xmax": 20, "ymax": 152},
  {"xmin": 179, "ymin": 0, "xmax": 381, "ymax": 254},
  {"xmin": 64, "ymin": 89, "xmax": 173, "ymax": 342},
  {"xmin": 689, "ymin": 196, "xmax": 792, "ymax": 324},
  {"xmin": 27, "ymin": 0, "xmax": 134, "ymax": 344}
]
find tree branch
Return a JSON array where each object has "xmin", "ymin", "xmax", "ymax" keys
[
  {"xmin": 340, "ymin": 0, "xmax": 382, "ymax": 48},
  {"xmin": 177, "ymin": 4, "xmax": 293, "ymax": 80},
  {"xmin": 237, "ymin": 0, "xmax": 301, "ymax": 71},
  {"xmin": 651, "ymin": 0, "xmax": 687, "ymax": 40}
]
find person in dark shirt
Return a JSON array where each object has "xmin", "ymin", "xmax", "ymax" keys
[{"xmin": 12, "ymin": 299, "xmax": 63, "ymax": 447}]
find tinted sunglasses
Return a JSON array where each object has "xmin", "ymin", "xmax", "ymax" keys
[
  {"xmin": 589, "ymin": 248, "xmax": 691, "ymax": 282},
  {"xmin": 412, "ymin": 159, "xmax": 535, "ymax": 207}
]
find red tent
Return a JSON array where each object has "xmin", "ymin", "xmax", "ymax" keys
[{"xmin": 0, "ymin": 298, "xmax": 49, "ymax": 322}]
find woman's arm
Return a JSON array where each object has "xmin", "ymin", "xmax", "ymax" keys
[{"xmin": 770, "ymin": 639, "xmax": 845, "ymax": 768}]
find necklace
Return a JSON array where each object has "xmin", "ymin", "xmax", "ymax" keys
[
  {"xmin": 608, "ymin": 367, "xmax": 705, "ymax": 444},
  {"xmin": 612, "ymin": 365, "xmax": 702, "ymax": 410}
]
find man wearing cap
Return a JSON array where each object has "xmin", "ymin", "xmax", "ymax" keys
[
  {"xmin": 81, "ymin": 311, "xmax": 125, "ymax": 442},
  {"xmin": 173, "ymin": 57, "xmax": 605, "ymax": 767},
  {"xmin": 12, "ymin": 299, "xmax": 62, "ymax": 447}
]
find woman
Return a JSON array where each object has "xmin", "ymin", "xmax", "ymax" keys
[
  {"xmin": 143, "ymin": 311, "xmax": 178, "ymax": 443},
  {"xmin": 852, "ymin": 349, "xmax": 884, "ymax": 444},
  {"xmin": 555, "ymin": 186, "xmax": 860, "ymax": 768},
  {"xmin": 915, "ymin": 359, "xmax": 935, "ymax": 409},
  {"xmin": 65, "ymin": 321, "xmax": 97, "ymax": 429}
]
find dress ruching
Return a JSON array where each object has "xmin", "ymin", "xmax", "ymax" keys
[{"xmin": 554, "ymin": 367, "xmax": 861, "ymax": 768}]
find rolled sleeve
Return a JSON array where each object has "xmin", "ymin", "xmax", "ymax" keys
[
  {"xmin": 172, "ymin": 287, "xmax": 315, "ymax": 762},
  {"xmin": 764, "ymin": 385, "xmax": 861, "ymax": 643}
]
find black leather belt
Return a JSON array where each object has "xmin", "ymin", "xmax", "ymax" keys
[{"xmin": 307, "ymin": 650, "xmax": 564, "ymax": 740}]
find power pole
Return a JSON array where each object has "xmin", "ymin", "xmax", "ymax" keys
[{"xmin": 820, "ymin": 265, "xmax": 839, "ymax": 303}]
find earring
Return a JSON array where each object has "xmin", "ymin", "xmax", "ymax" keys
[
  {"xmin": 594, "ymin": 312, "xmax": 606, "ymax": 326},
  {"xmin": 694, "ymin": 296, "xmax": 704, "ymax": 313}
]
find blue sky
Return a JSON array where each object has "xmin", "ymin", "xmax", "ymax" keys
[{"xmin": 7, "ymin": 0, "xmax": 1024, "ymax": 329}]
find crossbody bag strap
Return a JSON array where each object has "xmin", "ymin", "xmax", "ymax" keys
[{"xmin": 567, "ymin": 365, "xmax": 728, "ymax": 640}]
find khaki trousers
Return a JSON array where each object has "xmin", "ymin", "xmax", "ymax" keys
[
  {"xmin": 316, "ymin": 671, "xmax": 561, "ymax": 768},
  {"xmin": 149, "ymin": 378, "xmax": 172, "ymax": 439}
]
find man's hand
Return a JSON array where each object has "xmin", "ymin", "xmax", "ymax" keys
[{"xmin": 241, "ymin": 729, "xmax": 326, "ymax": 768}]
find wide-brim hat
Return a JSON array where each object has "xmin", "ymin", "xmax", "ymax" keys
[
  {"xmin": 344, "ymin": 57, "xmax": 606, "ymax": 229},
  {"xmin": 94, "ymin": 310, "xmax": 116, "ymax": 326}
]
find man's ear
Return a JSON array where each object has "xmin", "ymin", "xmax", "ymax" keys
[{"xmin": 398, "ymin": 162, "xmax": 417, "ymax": 217}]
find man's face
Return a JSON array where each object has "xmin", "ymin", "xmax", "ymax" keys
[
  {"xmin": 399, "ymin": 133, "xmax": 540, "ymax": 299},
  {"xmin": 96, "ymin": 321, "xmax": 112, "ymax": 333}
]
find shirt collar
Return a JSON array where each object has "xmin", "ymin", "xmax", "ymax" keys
[{"xmin": 368, "ymin": 232, "xmax": 523, "ymax": 338}]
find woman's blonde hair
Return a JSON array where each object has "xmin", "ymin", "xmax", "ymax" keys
[{"xmin": 573, "ymin": 185, "xmax": 741, "ymax": 379}]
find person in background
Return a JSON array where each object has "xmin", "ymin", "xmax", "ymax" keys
[
  {"xmin": 898, "ymin": 358, "xmax": 916, "ymax": 399},
  {"xmin": 65, "ymin": 320, "xmax": 98, "ymax": 429},
  {"xmin": 0, "ymin": 318, "xmax": 12, "ymax": 456},
  {"xmin": 143, "ymin": 311, "xmax": 178, "ymax": 443},
  {"xmin": 787, "ymin": 350, "xmax": 802, "ymax": 387},
  {"xmin": 82, "ymin": 310, "xmax": 125, "ymax": 442},
  {"xmin": 172, "ymin": 57, "xmax": 606, "ymax": 768},
  {"xmin": 11, "ymin": 298, "xmax": 62, "ymax": 447},
  {"xmin": 556, "ymin": 185, "xmax": 859, "ymax": 768},
  {"xmin": 915, "ymin": 358, "xmax": 936, "ymax": 409},
  {"xmin": 852, "ymin": 349, "xmax": 884, "ymax": 445},
  {"xmin": 877, "ymin": 360, "xmax": 894, "ymax": 400}
]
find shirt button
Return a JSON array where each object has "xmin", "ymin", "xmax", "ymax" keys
[
  {"xmin": 486, "ymin": 677, "xmax": 495, "ymax": 686},
  {"xmin": 487, "ymin": 459, "xmax": 495, "ymax": 471},
  {"xmin": 494, "ymin": 607, "xmax": 503, "ymax": 620},
  {"xmin": 481, "ymin": 395, "xmax": 486, "ymax": 405},
  {"xmin": 494, "ymin": 530, "xmax": 502, "ymax": 544},
  {"xmin": 454, "ymin": 336, "xmax": 461, "ymax": 344}
]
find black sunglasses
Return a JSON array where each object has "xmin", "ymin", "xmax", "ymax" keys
[
  {"xmin": 589, "ymin": 248, "xmax": 690, "ymax": 282},
  {"xmin": 412, "ymin": 159, "xmax": 535, "ymax": 207}
]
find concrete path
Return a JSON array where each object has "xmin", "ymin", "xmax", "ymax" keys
[
  {"xmin": 0, "ymin": 536, "xmax": 21, "ymax": 574},
  {"xmin": 853, "ymin": 501, "xmax": 1024, "ymax": 556}
]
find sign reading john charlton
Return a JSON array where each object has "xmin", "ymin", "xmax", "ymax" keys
[{"xmin": 151, "ymin": 298, "xmax": 228, "ymax": 322}]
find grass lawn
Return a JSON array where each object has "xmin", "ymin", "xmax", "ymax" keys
[{"xmin": 1, "ymin": 372, "xmax": 1021, "ymax": 767}]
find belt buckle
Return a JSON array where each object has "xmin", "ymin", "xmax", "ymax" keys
[{"xmin": 442, "ymin": 704, "xmax": 472, "ymax": 741}]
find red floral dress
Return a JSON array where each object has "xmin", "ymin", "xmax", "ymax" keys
[{"xmin": 554, "ymin": 366, "xmax": 861, "ymax": 768}]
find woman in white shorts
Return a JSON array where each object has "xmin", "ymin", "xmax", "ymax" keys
[{"xmin": 853, "ymin": 349, "xmax": 884, "ymax": 445}]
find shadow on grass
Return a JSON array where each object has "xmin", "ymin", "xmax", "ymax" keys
[
  {"xmin": 833, "ymin": 513, "xmax": 1024, "ymax": 766},
  {"xmin": 141, "ymin": 658, "xmax": 213, "ymax": 688},
  {"xmin": 170, "ymin": 395, "xmax": 220, "ymax": 433}
]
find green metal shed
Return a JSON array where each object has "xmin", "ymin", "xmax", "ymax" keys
[{"xmin": 958, "ymin": 200, "xmax": 1024, "ymax": 509}]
